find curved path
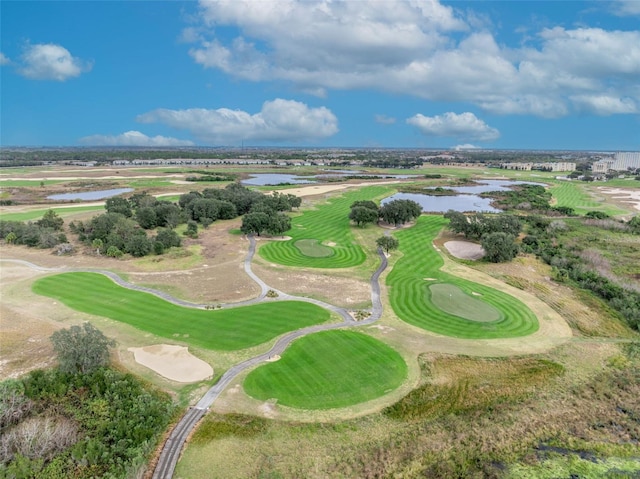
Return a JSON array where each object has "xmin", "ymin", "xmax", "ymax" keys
[{"xmin": 1, "ymin": 237, "xmax": 388, "ymax": 479}]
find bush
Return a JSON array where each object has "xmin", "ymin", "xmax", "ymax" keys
[{"xmin": 482, "ymin": 232, "xmax": 519, "ymax": 263}]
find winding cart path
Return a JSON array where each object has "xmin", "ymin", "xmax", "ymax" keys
[{"xmin": 1, "ymin": 236, "xmax": 388, "ymax": 479}]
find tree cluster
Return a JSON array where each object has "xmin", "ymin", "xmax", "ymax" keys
[
  {"xmin": 444, "ymin": 210, "xmax": 522, "ymax": 263},
  {"xmin": 379, "ymin": 199, "xmax": 422, "ymax": 226},
  {"xmin": 1, "ymin": 210, "xmax": 67, "ymax": 249}
]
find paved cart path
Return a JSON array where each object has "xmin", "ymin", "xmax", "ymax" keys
[{"xmin": 1, "ymin": 237, "xmax": 388, "ymax": 479}]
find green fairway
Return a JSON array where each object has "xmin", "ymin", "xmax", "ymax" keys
[
  {"xmin": 387, "ymin": 216, "xmax": 539, "ymax": 338},
  {"xmin": 0, "ymin": 180, "xmax": 65, "ymax": 187},
  {"xmin": 243, "ymin": 330, "xmax": 407, "ymax": 409},
  {"xmin": 258, "ymin": 186, "xmax": 390, "ymax": 268},
  {"xmin": 428, "ymin": 283, "xmax": 501, "ymax": 323},
  {"xmin": 32, "ymin": 272, "xmax": 331, "ymax": 351},
  {"xmin": 549, "ymin": 182, "xmax": 628, "ymax": 215},
  {"xmin": 0, "ymin": 205, "xmax": 104, "ymax": 222}
]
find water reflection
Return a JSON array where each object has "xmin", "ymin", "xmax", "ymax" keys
[{"xmin": 47, "ymin": 188, "xmax": 133, "ymax": 201}]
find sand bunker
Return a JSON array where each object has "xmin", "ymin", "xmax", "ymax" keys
[
  {"xmin": 444, "ymin": 241, "xmax": 485, "ymax": 260},
  {"xmin": 128, "ymin": 344, "xmax": 213, "ymax": 383},
  {"xmin": 597, "ymin": 187, "xmax": 640, "ymax": 211}
]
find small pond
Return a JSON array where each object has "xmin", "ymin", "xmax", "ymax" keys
[
  {"xmin": 47, "ymin": 188, "xmax": 134, "ymax": 201},
  {"xmin": 382, "ymin": 180, "xmax": 543, "ymax": 213}
]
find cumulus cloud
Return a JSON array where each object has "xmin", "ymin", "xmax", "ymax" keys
[
  {"xmin": 185, "ymin": 0, "xmax": 640, "ymax": 118},
  {"xmin": 453, "ymin": 144, "xmax": 480, "ymax": 150},
  {"xmin": 0, "ymin": 53, "xmax": 10, "ymax": 65},
  {"xmin": 19, "ymin": 43, "xmax": 91, "ymax": 81},
  {"xmin": 407, "ymin": 112, "xmax": 500, "ymax": 141},
  {"xmin": 137, "ymin": 99, "xmax": 338, "ymax": 144},
  {"xmin": 375, "ymin": 114, "xmax": 396, "ymax": 125},
  {"xmin": 79, "ymin": 131, "xmax": 194, "ymax": 147}
]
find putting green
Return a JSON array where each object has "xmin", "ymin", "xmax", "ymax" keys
[
  {"xmin": 32, "ymin": 272, "xmax": 330, "ymax": 351},
  {"xmin": 243, "ymin": 330, "xmax": 407, "ymax": 409},
  {"xmin": 259, "ymin": 186, "xmax": 391, "ymax": 268},
  {"xmin": 294, "ymin": 239, "xmax": 334, "ymax": 258},
  {"xmin": 428, "ymin": 283, "xmax": 501, "ymax": 323},
  {"xmin": 387, "ymin": 216, "xmax": 539, "ymax": 338}
]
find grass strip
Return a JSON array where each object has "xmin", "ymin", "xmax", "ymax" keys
[
  {"xmin": 244, "ymin": 330, "xmax": 407, "ymax": 409},
  {"xmin": 32, "ymin": 272, "xmax": 330, "ymax": 351},
  {"xmin": 258, "ymin": 186, "xmax": 390, "ymax": 268},
  {"xmin": 387, "ymin": 216, "xmax": 539, "ymax": 338},
  {"xmin": 0, "ymin": 205, "xmax": 104, "ymax": 222}
]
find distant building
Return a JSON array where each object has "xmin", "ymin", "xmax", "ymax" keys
[
  {"xmin": 500, "ymin": 162, "xmax": 575, "ymax": 172},
  {"xmin": 592, "ymin": 152, "xmax": 640, "ymax": 173}
]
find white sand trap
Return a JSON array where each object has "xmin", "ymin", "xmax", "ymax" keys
[
  {"xmin": 444, "ymin": 241, "xmax": 485, "ymax": 260},
  {"xmin": 597, "ymin": 187, "xmax": 640, "ymax": 211},
  {"xmin": 424, "ymin": 277, "xmax": 437, "ymax": 281},
  {"xmin": 128, "ymin": 344, "xmax": 213, "ymax": 383},
  {"xmin": 265, "ymin": 355, "xmax": 281, "ymax": 362}
]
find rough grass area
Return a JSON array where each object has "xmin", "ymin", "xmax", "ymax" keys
[
  {"xmin": 258, "ymin": 186, "xmax": 391, "ymax": 268},
  {"xmin": 178, "ymin": 346, "xmax": 640, "ymax": 479},
  {"xmin": 294, "ymin": 239, "xmax": 334, "ymax": 258},
  {"xmin": 243, "ymin": 330, "xmax": 408, "ymax": 409},
  {"xmin": 428, "ymin": 283, "xmax": 501, "ymax": 322},
  {"xmin": 387, "ymin": 216, "xmax": 539, "ymax": 338},
  {"xmin": 32, "ymin": 272, "xmax": 330, "ymax": 350}
]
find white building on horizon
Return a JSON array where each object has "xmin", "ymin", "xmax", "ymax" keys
[{"xmin": 592, "ymin": 152, "xmax": 640, "ymax": 173}]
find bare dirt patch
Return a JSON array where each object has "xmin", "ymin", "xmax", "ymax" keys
[
  {"xmin": 444, "ymin": 240, "xmax": 485, "ymax": 260},
  {"xmin": 251, "ymin": 262, "xmax": 371, "ymax": 308},
  {"xmin": 127, "ymin": 345, "xmax": 213, "ymax": 383}
]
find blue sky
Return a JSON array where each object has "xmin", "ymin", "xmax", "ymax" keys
[{"xmin": 1, "ymin": 0, "xmax": 639, "ymax": 150}]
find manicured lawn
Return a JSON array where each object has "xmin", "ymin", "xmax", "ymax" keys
[
  {"xmin": 294, "ymin": 239, "xmax": 334, "ymax": 257},
  {"xmin": 428, "ymin": 283, "xmax": 501, "ymax": 322},
  {"xmin": 0, "ymin": 205, "xmax": 104, "ymax": 222},
  {"xmin": 386, "ymin": 216, "xmax": 539, "ymax": 338},
  {"xmin": 32, "ymin": 272, "xmax": 331, "ymax": 351},
  {"xmin": 0, "ymin": 180, "xmax": 65, "ymax": 187},
  {"xmin": 549, "ymin": 182, "xmax": 628, "ymax": 215},
  {"xmin": 243, "ymin": 330, "xmax": 407, "ymax": 409},
  {"xmin": 258, "ymin": 186, "xmax": 390, "ymax": 268}
]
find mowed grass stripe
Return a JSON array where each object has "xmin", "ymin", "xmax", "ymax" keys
[
  {"xmin": 244, "ymin": 330, "xmax": 407, "ymax": 409},
  {"xmin": 32, "ymin": 272, "xmax": 330, "ymax": 351},
  {"xmin": 549, "ymin": 182, "xmax": 626, "ymax": 215},
  {"xmin": 259, "ymin": 186, "xmax": 390, "ymax": 268},
  {"xmin": 387, "ymin": 216, "xmax": 538, "ymax": 338}
]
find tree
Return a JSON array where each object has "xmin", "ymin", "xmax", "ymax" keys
[
  {"xmin": 628, "ymin": 215, "xmax": 640, "ymax": 234},
  {"xmin": 481, "ymin": 232, "xmax": 519, "ymax": 263},
  {"xmin": 266, "ymin": 213, "xmax": 291, "ymax": 236},
  {"xmin": 155, "ymin": 228, "xmax": 181, "ymax": 249},
  {"xmin": 379, "ymin": 199, "xmax": 422, "ymax": 226},
  {"xmin": 136, "ymin": 207, "xmax": 157, "ymax": 229},
  {"xmin": 104, "ymin": 197, "xmax": 132, "ymax": 217},
  {"xmin": 50, "ymin": 323, "xmax": 115, "ymax": 374},
  {"xmin": 240, "ymin": 212, "xmax": 270, "ymax": 236},
  {"xmin": 349, "ymin": 206, "xmax": 379, "ymax": 227},
  {"xmin": 91, "ymin": 238, "xmax": 103, "ymax": 255},
  {"xmin": 376, "ymin": 235, "xmax": 399, "ymax": 254},
  {"xmin": 125, "ymin": 235, "xmax": 153, "ymax": 257},
  {"xmin": 36, "ymin": 210, "xmax": 63, "ymax": 231}
]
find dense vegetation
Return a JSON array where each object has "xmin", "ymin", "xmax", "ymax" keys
[
  {"xmin": 0, "ymin": 368, "xmax": 174, "ymax": 479},
  {"xmin": 1, "ymin": 210, "xmax": 68, "ymax": 250},
  {"xmin": 522, "ymin": 215, "xmax": 640, "ymax": 331}
]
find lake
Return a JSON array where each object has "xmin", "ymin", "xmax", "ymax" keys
[
  {"xmin": 48, "ymin": 188, "xmax": 134, "ymax": 201},
  {"xmin": 381, "ymin": 180, "xmax": 542, "ymax": 213}
]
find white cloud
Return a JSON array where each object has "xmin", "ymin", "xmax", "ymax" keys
[
  {"xmin": 19, "ymin": 43, "xmax": 91, "ymax": 81},
  {"xmin": 186, "ymin": 1, "xmax": 640, "ymax": 118},
  {"xmin": 375, "ymin": 114, "xmax": 396, "ymax": 125},
  {"xmin": 570, "ymin": 94, "xmax": 638, "ymax": 115},
  {"xmin": 407, "ymin": 112, "xmax": 500, "ymax": 141},
  {"xmin": 453, "ymin": 144, "xmax": 480, "ymax": 150},
  {"xmin": 0, "ymin": 53, "xmax": 10, "ymax": 66},
  {"xmin": 79, "ymin": 131, "xmax": 194, "ymax": 147},
  {"xmin": 137, "ymin": 99, "xmax": 338, "ymax": 144},
  {"xmin": 611, "ymin": 0, "xmax": 640, "ymax": 16}
]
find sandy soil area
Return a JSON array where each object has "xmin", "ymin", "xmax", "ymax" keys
[
  {"xmin": 127, "ymin": 345, "xmax": 213, "ymax": 382},
  {"xmin": 597, "ymin": 187, "xmax": 640, "ymax": 211},
  {"xmin": 444, "ymin": 240, "xmax": 485, "ymax": 260}
]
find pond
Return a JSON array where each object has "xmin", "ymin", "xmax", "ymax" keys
[
  {"xmin": 47, "ymin": 188, "xmax": 133, "ymax": 201},
  {"xmin": 382, "ymin": 180, "xmax": 543, "ymax": 213}
]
